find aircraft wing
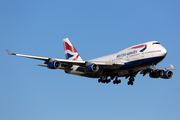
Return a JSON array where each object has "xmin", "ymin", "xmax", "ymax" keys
[
  {"xmin": 147, "ymin": 64, "xmax": 176, "ymax": 71},
  {"xmin": 6, "ymin": 49, "xmax": 86, "ymax": 66},
  {"xmin": 6, "ymin": 49, "xmax": 124, "ymax": 69},
  {"xmin": 6, "ymin": 49, "xmax": 49, "ymax": 61},
  {"xmin": 140, "ymin": 64, "xmax": 176, "ymax": 76}
]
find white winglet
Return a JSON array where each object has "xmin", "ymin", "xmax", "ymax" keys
[
  {"xmin": 170, "ymin": 64, "xmax": 176, "ymax": 70},
  {"xmin": 6, "ymin": 49, "xmax": 16, "ymax": 55}
]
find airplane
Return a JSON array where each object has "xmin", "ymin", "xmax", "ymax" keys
[{"xmin": 6, "ymin": 38, "xmax": 176, "ymax": 85}]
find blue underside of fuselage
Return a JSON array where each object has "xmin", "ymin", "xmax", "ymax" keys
[
  {"xmin": 83, "ymin": 56, "xmax": 165, "ymax": 78},
  {"xmin": 120, "ymin": 56, "xmax": 165, "ymax": 70}
]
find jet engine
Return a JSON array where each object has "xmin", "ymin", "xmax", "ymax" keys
[
  {"xmin": 47, "ymin": 60, "xmax": 61, "ymax": 69},
  {"xmin": 161, "ymin": 70, "xmax": 173, "ymax": 79},
  {"xmin": 149, "ymin": 70, "xmax": 164, "ymax": 78},
  {"xmin": 85, "ymin": 63, "xmax": 99, "ymax": 72}
]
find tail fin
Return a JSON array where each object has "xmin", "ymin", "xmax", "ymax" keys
[{"xmin": 63, "ymin": 38, "xmax": 83, "ymax": 61}]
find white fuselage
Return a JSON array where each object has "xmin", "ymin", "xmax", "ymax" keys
[
  {"xmin": 69, "ymin": 41, "xmax": 167, "ymax": 78},
  {"xmin": 89, "ymin": 41, "xmax": 167, "ymax": 63}
]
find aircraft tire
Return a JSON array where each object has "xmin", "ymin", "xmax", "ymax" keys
[
  {"xmin": 113, "ymin": 81, "xmax": 116, "ymax": 84},
  {"xmin": 118, "ymin": 80, "xmax": 121, "ymax": 83},
  {"xmin": 130, "ymin": 82, "xmax": 133, "ymax": 85},
  {"xmin": 127, "ymin": 81, "xmax": 131, "ymax": 85},
  {"xmin": 108, "ymin": 79, "xmax": 111, "ymax": 83}
]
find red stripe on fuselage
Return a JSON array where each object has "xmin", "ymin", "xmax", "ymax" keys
[
  {"xmin": 63, "ymin": 42, "xmax": 77, "ymax": 52},
  {"xmin": 131, "ymin": 44, "xmax": 147, "ymax": 49}
]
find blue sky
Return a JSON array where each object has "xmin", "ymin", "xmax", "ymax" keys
[{"xmin": 1, "ymin": 0, "xmax": 180, "ymax": 120}]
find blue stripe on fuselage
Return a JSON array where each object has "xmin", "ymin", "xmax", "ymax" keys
[
  {"xmin": 140, "ymin": 47, "xmax": 147, "ymax": 52},
  {"xmin": 120, "ymin": 56, "xmax": 165, "ymax": 70}
]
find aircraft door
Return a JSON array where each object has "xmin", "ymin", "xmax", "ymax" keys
[{"xmin": 142, "ymin": 52, "xmax": 144, "ymax": 57}]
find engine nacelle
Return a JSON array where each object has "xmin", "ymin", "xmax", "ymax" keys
[
  {"xmin": 149, "ymin": 70, "xmax": 163, "ymax": 78},
  {"xmin": 161, "ymin": 71, "xmax": 173, "ymax": 79},
  {"xmin": 85, "ymin": 63, "xmax": 99, "ymax": 72},
  {"xmin": 47, "ymin": 60, "xmax": 61, "ymax": 69}
]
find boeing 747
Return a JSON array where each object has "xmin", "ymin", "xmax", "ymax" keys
[{"xmin": 6, "ymin": 38, "xmax": 176, "ymax": 85}]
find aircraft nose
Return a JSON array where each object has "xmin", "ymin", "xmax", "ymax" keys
[{"xmin": 161, "ymin": 47, "xmax": 167, "ymax": 57}]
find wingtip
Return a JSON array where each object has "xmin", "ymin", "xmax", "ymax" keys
[
  {"xmin": 170, "ymin": 64, "xmax": 176, "ymax": 70},
  {"xmin": 5, "ymin": 49, "xmax": 16, "ymax": 55},
  {"xmin": 6, "ymin": 49, "xmax": 11, "ymax": 55}
]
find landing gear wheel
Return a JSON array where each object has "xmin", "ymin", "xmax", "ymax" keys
[
  {"xmin": 113, "ymin": 80, "xmax": 116, "ymax": 84},
  {"xmin": 118, "ymin": 80, "xmax": 121, "ymax": 83},
  {"xmin": 130, "ymin": 82, "xmax": 133, "ymax": 85},
  {"xmin": 127, "ymin": 81, "xmax": 133, "ymax": 85},
  {"xmin": 113, "ymin": 79, "xmax": 121, "ymax": 84},
  {"xmin": 98, "ymin": 76, "xmax": 112, "ymax": 84},
  {"xmin": 104, "ymin": 78, "xmax": 111, "ymax": 84},
  {"xmin": 105, "ymin": 80, "xmax": 109, "ymax": 84}
]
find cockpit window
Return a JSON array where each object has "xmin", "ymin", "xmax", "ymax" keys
[{"xmin": 153, "ymin": 42, "xmax": 160, "ymax": 45}]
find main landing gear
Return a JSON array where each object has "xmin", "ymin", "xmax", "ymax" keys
[
  {"xmin": 98, "ymin": 76, "xmax": 135, "ymax": 85},
  {"xmin": 98, "ymin": 76, "xmax": 111, "ymax": 83},
  {"xmin": 113, "ymin": 77, "xmax": 121, "ymax": 84},
  {"xmin": 98, "ymin": 76, "xmax": 121, "ymax": 84},
  {"xmin": 127, "ymin": 77, "xmax": 134, "ymax": 85}
]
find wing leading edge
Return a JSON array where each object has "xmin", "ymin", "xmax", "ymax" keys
[
  {"xmin": 6, "ymin": 49, "xmax": 86, "ymax": 66},
  {"xmin": 5, "ymin": 49, "xmax": 124, "ymax": 69}
]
